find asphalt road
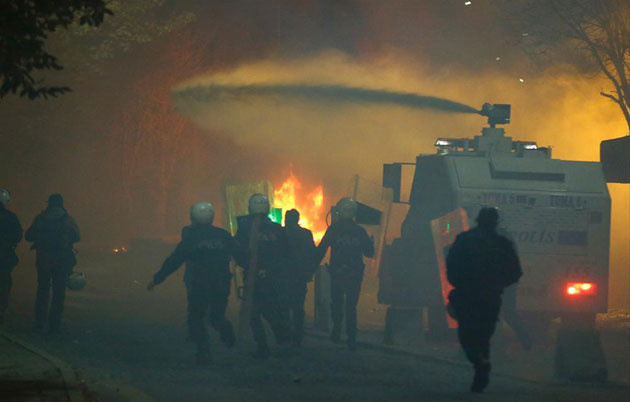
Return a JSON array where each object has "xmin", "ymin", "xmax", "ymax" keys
[{"xmin": 4, "ymin": 250, "xmax": 629, "ymax": 402}]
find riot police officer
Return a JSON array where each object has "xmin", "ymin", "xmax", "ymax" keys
[
  {"xmin": 234, "ymin": 194, "xmax": 291, "ymax": 359},
  {"xmin": 148, "ymin": 202, "xmax": 235, "ymax": 365},
  {"xmin": 446, "ymin": 207, "xmax": 522, "ymax": 393},
  {"xmin": 25, "ymin": 194, "xmax": 80, "ymax": 334},
  {"xmin": 317, "ymin": 197, "xmax": 374, "ymax": 351},
  {"xmin": 284, "ymin": 209, "xmax": 316, "ymax": 346},
  {"xmin": 0, "ymin": 189, "xmax": 22, "ymax": 326}
]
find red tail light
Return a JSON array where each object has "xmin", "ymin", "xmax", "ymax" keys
[{"xmin": 566, "ymin": 282, "xmax": 597, "ymax": 296}]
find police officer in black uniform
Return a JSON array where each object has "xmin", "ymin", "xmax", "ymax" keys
[
  {"xmin": 284, "ymin": 209, "xmax": 316, "ymax": 346},
  {"xmin": 26, "ymin": 194, "xmax": 80, "ymax": 334},
  {"xmin": 446, "ymin": 207, "xmax": 522, "ymax": 393},
  {"xmin": 0, "ymin": 189, "xmax": 22, "ymax": 326},
  {"xmin": 234, "ymin": 193, "xmax": 291, "ymax": 359},
  {"xmin": 317, "ymin": 197, "xmax": 374, "ymax": 351},
  {"xmin": 148, "ymin": 202, "xmax": 235, "ymax": 365}
]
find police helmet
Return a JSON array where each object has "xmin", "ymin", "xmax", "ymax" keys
[
  {"xmin": 248, "ymin": 193, "xmax": 270, "ymax": 215},
  {"xmin": 190, "ymin": 202, "xmax": 214, "ymax": 224},
  {"xmin": 67, "ymin": 271, "xmax": 87, "ymax": 291},
  {"xmin": 0, "ymin": 189, "xmax": 10, "ymax": 207},
  {"xmin": 336, "ymin": 197, "xmax": 358, "ymax": 220}
]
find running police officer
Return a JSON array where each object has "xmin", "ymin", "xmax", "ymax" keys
[
  {"xmin": 446, "ymin": 207, "xmax": 522, "ymax": 393},
  {"xmin": 284, "ymin": 209, "xmax": 316, "ymax": 346},
  {"xmin": 0, "ymin": 189, "xmax": 22, "ymax": 326},
  {"xmin": 148, "ymin": 202, "xmax": 235, "ymax": 365},
  {"xmin": 317, "ymin": 197, "xmax": 374, "ymax": 351},
  {"xmin": 25, "ymin": 194, "xmax": 80, "ymax": 334},
  {"xmin": 234, "ymin": 194, "xmax": 291, "ymax": 359}
]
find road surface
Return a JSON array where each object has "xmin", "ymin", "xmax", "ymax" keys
[{"xmin": 3, "ymin": 249, "xmax": 628, "ymax": 402}]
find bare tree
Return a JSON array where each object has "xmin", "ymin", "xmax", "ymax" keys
[
  {"xmin": 504, "ymin": 0, "xmax": 630, "ymax": 132},
  {"xmin": 112, "ymin": 29, "xmax": 206, "ymax": 236}
]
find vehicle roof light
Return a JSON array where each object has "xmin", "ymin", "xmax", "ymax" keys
[
  {"xmin": 566, "ymin": 282, "xmax": 597, "ymax": 296},
  {"xmin": 435, "ymin": 139, "xmax": 451, "ymax": 147}
]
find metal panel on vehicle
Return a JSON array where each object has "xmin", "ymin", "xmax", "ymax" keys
[{"xmin": 452, "ymin": 157, "xmax": 607, "ymax": 193}]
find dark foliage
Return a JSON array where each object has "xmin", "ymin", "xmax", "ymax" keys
[{"xmin": 0, "ymin": 0, "xmax": 112, "ymax": 99}]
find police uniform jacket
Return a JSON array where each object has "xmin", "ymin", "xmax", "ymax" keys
[
  {"xmin": 316, "ymin": 219, "xmax": 374, "ymax": 276},
  {"xmin": 233, "ymin": 215, "xmax": 290, "ymax": 280},
  {"xmin": 153, "ymin": 224, "xmax": 234, "ymax": 285}
]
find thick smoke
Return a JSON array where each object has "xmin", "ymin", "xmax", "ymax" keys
[
  {"xmin": 0, "ymin": 1, "xmax": 627, "ymax": 309},
  {"xmin": 175, "ymin": 84, "xmax": 480, "ymax": 115}
]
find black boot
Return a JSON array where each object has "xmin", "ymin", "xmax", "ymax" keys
[{"xmin": 470, "ymin": 361, "xmax": 491, "ymax": 393}]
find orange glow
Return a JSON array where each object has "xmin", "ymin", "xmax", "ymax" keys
[{"xmin": 274, "ymin": 170, "xmax": 326, "ymax": 242}]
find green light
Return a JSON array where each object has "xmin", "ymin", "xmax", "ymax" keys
[
  {"xmin": 268, "ymin": 208, "xmax": 283, "ymax": 224},
  {"xmin": 446, "ymin": 223, "xmax": 451, "ymax": 232}
]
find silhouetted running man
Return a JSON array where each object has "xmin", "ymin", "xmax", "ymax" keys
[{"xmin": 446, "ymin": 207, "xmax": 522, "ymax": 393}]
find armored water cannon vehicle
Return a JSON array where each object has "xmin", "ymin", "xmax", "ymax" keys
[{"xmin": 380, "ymin": 103, "xmax": 610, "ymax": 338}]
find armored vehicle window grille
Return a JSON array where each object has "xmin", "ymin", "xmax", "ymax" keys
[{"xmin": 489, "ymin": 163, "xmax": 565, "ymax": 182}]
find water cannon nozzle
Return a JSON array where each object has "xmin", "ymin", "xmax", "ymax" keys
[{"xmin": 480, "ymin": 103, "xmax": 511, "ymax": 127}]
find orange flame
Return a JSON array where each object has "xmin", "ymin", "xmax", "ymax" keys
[{"xmin": 274, "ymin": 171, "xmax": 326, "ymax": 242}]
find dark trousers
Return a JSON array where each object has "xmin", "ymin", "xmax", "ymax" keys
[
  {"xmin": 288, "ymin": 281, "xmax": 307, "ymax": 345},
  {"xmin": 330, "ymin": 273, "xmax": 363, "ymax": 341},
  {"xmin": 0, "ymin": 270, "xmax": 12, "ymax": 316},
  {"xmin": 453, "ymin": 295, "xmax": 501, "ymax": 366},
  {"xmin": 250, "ymin": 282, "xmax": 290, "ymax": 350},
  {"xmin": 186, "ymin": 279, "xmax": 232, "ymax": 353},
  {"xmin": 35, "ymin": 262, "xmax": 69, "ymax": 331}
]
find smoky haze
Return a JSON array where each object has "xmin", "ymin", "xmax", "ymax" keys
[
  {"xmin": 0, "ymin": 0, "xmax": 628, "ymax": 310},
  {"xmin": 173, "ymin": 50, "xmax": 629, "ymax": 311}
]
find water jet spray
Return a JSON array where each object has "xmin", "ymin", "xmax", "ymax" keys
[{"xmin": 174, "ymin": 83, "xmax": 481, "ymax": 115}]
